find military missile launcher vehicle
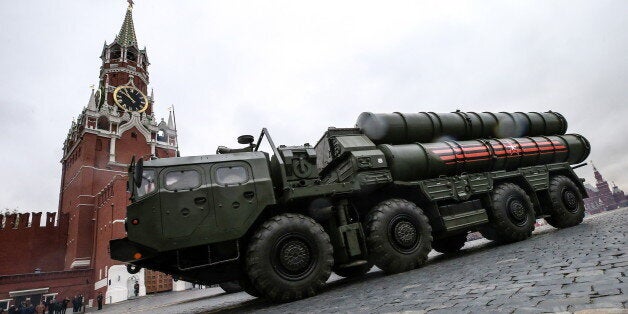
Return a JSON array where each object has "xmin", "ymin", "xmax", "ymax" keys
[{"xmin": 111, "ymin": 111, "xmax": 590, "ymax": 302}]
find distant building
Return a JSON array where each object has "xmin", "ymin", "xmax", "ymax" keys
[
  {"xmin": 583, "ymin": 163, "xmax": 627, "ymax": 214},
  {"xmin": 145, "ymin": 270, "xmax": 173, "ymax": 294}
]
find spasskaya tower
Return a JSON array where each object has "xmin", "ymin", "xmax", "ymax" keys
[
  {"xmin": 57, "ymin": 1, "xmax": 178, "ymax": 297},
  {"xmin": 0, "ymin": 1, "xmax": 180, "ymax": 305}
]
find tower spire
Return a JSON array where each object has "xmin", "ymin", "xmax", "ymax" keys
[
  {"xmin": 115, "ymin": 2, "xmax": 138, "ymax": 47},
  {"xmin": 86, "ymin": 85, "xmax": 97, "ymax": 111},
  {"xmin": 167, "ymin": 105, "xmax": 175, "ymax": 129}
]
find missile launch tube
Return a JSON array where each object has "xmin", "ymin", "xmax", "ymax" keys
[
  {"xmin": 357, "ymin": 111, "xmax": 568, "ymax": 144},
  {"xmin": 378, "ymin": 134, "xmax": 590, "ymax": 181}
]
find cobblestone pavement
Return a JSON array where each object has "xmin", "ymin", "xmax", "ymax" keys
[{"xmin": 91, "ymin": 208, "xmax": 627, "ymax": 314}]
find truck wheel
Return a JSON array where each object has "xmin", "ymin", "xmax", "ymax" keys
[
  {"xmin": 488, "ymin": 183, "xmax": 535, "ymax": 243},
  {"xmin": 333, "ymin": 262, "xmax": 373, "ymax": 278},
  {"xmin": 545, "ymin": 175, "xmax": 585, "ymax": 228},
  {"xmin": 219, "ymin": 281, "xmax": 243, "ymax": 294},
  {"xmin": 366, "ymin": 199, "xmax": 432, "ymax": 274},
  {"xmin": 432, "ymin": 233, "xmax": 467, "ymax": 254},
  {"xmin": 238, "ymin": 276, "xmax": 262, "ymax": 297},
  {"xmin": 478, "ymin": 226, "xmax": 498, "ymax": 241},
  {"xmin": 245, "ymin": 213, "xmax": 333, "ymax": 302}
]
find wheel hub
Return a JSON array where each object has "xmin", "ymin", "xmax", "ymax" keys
[
  {"xmin": 507, "ymin": 198, "xmax": 528, "ymax": 226},
  {"xmin": 393, "ymin": 220, "xmax": 418, "ymax": 249},
  {"xmin": 272, "ymin": 233, "xmax": 317, "ymax": 281},
  {"xmin": 279, "ymin": 239, "xmax": 311, "ymax": 272},
  {"xmin": 563, "ymin": 189, "xmax": 578, "ymax": 212}
]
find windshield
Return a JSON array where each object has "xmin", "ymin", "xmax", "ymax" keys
[{"xmin": 136, "ymin": 169, "xmax": 157, "ymax": 198}]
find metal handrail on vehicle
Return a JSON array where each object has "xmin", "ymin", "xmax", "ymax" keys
[{"xmin": 255, "ymin": 128, "xmax": 289, "ymax": 191}]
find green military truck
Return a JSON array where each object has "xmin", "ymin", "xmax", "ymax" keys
[{"xmin": 111, "ymin": 111, "xmax": 590, "ymax": 301}]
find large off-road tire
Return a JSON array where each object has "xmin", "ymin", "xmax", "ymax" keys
[
  {"xmin": 245, "ymin": 213, "xmax": 333, "ymax": 302},
  {"xmin": 365, "ymin": 199, "xmax": 432, "ymax": 274},
  {"xmin": 478, "ymin": 226, "xmax": 498, "ymax": 241},
  {"xmin": 219, "ymin": 281, "xmax": 243, "ymax": 294},
  {"xmin": 432, "ymin": 233, "xmax": 467, "ymax": 254},
  {"xmin": 544, "ymin": 175, "xmax": 585, "ymax": 228},
  {"xmin": 238, "ymin": 276, "xmax": 262, "ymax": 297},
  {"xmin": 487, "ymin": 182, "xmax": 535, "ymax": 243},
  {"xmin": 333, "ymin": 262, "xmax": 373, "ymax": 278}
]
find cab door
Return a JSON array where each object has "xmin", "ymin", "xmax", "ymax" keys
[
  {"xmin": 160, "ymin": 165, "xmax": 211, "ymax": 239},
  {"xmin": 211, "ymin": 161, "xmax": 258, "ymax": 238}
]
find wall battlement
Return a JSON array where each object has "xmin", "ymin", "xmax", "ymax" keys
[
  {"xmin": 0, "ymin": 212, "xmax": 66, "ymax": 230},
  {"xmin": 0, "ymin": 212, "xmax": 69, "ymax": 274}
]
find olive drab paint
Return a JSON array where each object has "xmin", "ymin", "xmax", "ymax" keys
[
  {"xmin": 356, "ymin": 111, "xmax": 568, "ymax": 144},
  {"xmin": 110, "ymin": 111, "xmax": 591, "ymax": 302}
]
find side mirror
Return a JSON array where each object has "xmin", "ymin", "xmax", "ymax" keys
[
  {"xmin": 134, "ymin": 158, "xmax": 143, "ymax": 188},
  {"xmin": 237, "ymin": 135, "xmax": 255, "ymax": 145},
  {"xmin": 128, "ymin": 156, "xmax": 136, "ymax": 193}
]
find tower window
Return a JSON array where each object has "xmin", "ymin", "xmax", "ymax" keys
[
  {"xmin": 157, "ymin": 130, "xmax": 166, "ymax": 142},
  {"xmin": 97, "ymin": 116, "xmax": 109, "ymax": 131},
  {"xmin": 127, "ymin": 49, "xmax": 137, "ymax": 62},
  {"xmin": 111, "ymin": 47, "xmax": 122, "ymax": 60},
  {"xmin": 131, "ymin": 132, "xmax": 137, "ymax": 139}
]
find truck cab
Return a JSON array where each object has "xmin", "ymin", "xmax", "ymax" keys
[{"xmin": 111, "ymin": 151, "xmax": 276, "ymax": 283}]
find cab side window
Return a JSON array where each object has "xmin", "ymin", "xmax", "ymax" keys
[
  {"xmin": 165, "ymin": 170, "xmax": 201, "ymax": 191},
  {"xmin": 137, "ymin": 169, "xmax": 156, "ymax": 198},
  {"xmin": 216, "ymin": 166, "xmax": 248, "ymax": 185}
]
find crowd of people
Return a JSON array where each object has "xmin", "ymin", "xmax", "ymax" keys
[{"xmin": 1, "ymin": 294, "xmax": 90, "ymax": 314}]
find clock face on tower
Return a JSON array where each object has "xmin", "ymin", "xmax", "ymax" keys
[{"xmin": 113, "ymin": 85, "xmax": 149, "ymax": 112}]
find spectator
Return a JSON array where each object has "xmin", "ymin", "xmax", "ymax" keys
[
  {"xmin": 21, "ymin": 300, "xmax": 34, "ymax": 314},
  {"xmin": 20, "ymin": 301, "xmax": 34, "ymax": 314},
  {"xmin": 96, "ymin": 293, "xmax": 103, "ymax": 311},
  {"xmin": 60, "ymin": 298, "xmax": 69, "ymax": 314},
  {"xmin": 35, "ymin": 302, "xmax": 45, "ymax": 314},
  {"xmin": 54, "ymin": 301, "xmax": 62, "ymax": 314},
  {"xmin": 47, "ymin": 299, "xmax": 55, "ymax": 314},
  {"xmin": 71, "ymin": 299, "xmax": 75, "ymax": 314}
]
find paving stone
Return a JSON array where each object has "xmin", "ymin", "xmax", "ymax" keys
[
  {"xmin": 590, "ymin": 295, "xmax": 628, "ymax": 304},
  {"xmin": 567, "ymin": 270, "xmax": 605, "ymax": 278},
  {"xmin": 85, "ymin": 208, "xmax": 628, "ymax": 314},
  {"xmin": 573, "ymin": 307, "xmax": 628, "ymax": 314},
  {"xmin": 512, "ymin": 307, "xmax": 545, "ymax": 314},
  {"xmin": 591, "ymin": 288, "xmax": 622, "ymax": 297}
]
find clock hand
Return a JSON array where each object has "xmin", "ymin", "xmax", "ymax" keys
[
  {"xmin": 122, "ymin": 89, "xmax": 134, "ymax": 99},
  {"xmin": 123, "ymin": 93, "xmax": 134, "ymax": 102}
]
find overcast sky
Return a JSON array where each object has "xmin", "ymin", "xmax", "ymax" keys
[{"xmin": 0, "ymin": 0, "xmax": 626, "ymax": 212}]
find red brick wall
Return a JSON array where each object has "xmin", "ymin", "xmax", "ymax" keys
[
  {"xmin": 92, "ymin": 177, "xmax": 130, "ymax": 287},
  {"xmin": 60, "ymin": 133, "xmax": 128, "ymax": 269},
  {"xmin": 0, "ymin": 270, "xmax": 92, "ymax": 302},
  {"xmin": 115, "ymin": 127, "xmax": 152, "ymax": 163},
  {"xmin": 0, "ymin": 213, "xmax": 68, "ymax": 275},
  {"xmin": 155, "ymin": 147, "xmax": 176, "ymax": 158}
]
